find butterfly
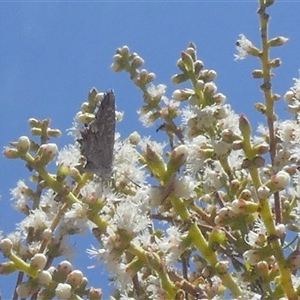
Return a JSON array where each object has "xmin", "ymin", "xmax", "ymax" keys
[{"xmin": 78, "ymin": 90, "xmax": 115, "ymax": 180}]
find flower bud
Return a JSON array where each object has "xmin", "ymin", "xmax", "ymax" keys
[
  {"xmin": 67, "ymin": 270, "xmax": 84, "ymax": 286},
  {"xmin": 38, "ymin": 270, "xmax": 52, "ymax": 285},
  {"xmin": 55, "ymin": 283, "xmax": 72, "ymax": 299},
  {"xmin": 167, "ymin": 145, "xmax": 188, "ymax": 175},
  {"xmin": 47, "ymin": 128, "xmax": 62, "ymax": 138},
  {"xmin": 129, "ymin": 131, "xmax": 141, "ymax": 145},
  {"xmin": 17, "ymin": 136, "xmax": 30, "ymax": 153},
  {"xmin": 239, "ymin": 114, "xmax": 252, "ymax": 139},
  {"xmin": 30, "ymin": 253, "xmax": 47, "ymax": 270},
  {"xmin": 269, "ymin": 58, "xmax": 281, "ymax": 68},
  {"xmin": 88, "ymin": 287, "xmax": 103, "ymax": 299},
  {"xmin": 181, "ymin": 51, "xmax": 194, "ymax": 72},
  {"xmin": 257, "ymin": 185, "xmax": 271, "ymax": 200},
  {"xmin": 28, "ymin": 118, "xmax": 40, "ymax": 127},
  {"xmin": 2, "ymin": 147, "xmax": 20, "ymax": 159},
  {"xmin": 268, "ymin": 36, "xmax": 289, "ymax": 47},
  {"xmin": 215, "ymin": 261, "xmax": 229, "ymax": 275},
  {"xmin": 0, "ymin": 238, "xmax": 13, "ymax": 255},
  {"xmin": 172, "ymin": 89, "xmax": 193, "ymax": 101},
  {"xmin": 252, "ymin": 70, "xmax": 264, "ymax": 78},
  {"xmin": 119, "ymin": 45, "xmax": 130, "ymax": 56},
  {"xmin": 171, "ymin": 73, "xmax": 188, "ymax": 85},
  {"xmin": 270, "ymin": 171, "xmax": 290, "ymax": 191},
  {"xmin": 146, "ymin": 72, "xmax": 156, "ymax": 83},
  {"xmin": 131, "ymin": 56, "xmax": 144, "ymax": 69}
]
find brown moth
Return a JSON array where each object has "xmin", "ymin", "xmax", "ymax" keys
[{"xmin": 78, "ymin": 90, "xmax": 115, "ymax": 180}]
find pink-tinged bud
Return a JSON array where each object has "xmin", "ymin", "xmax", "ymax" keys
[
  {"xmin": 2, "ymin": 147, "xmax": 20, "ymax": 159},
  {"xmin": 231, "ymin": 199, "xmax": 258, "ymax": 214},
  {"xmin": 67, "ymin": 270, "xmax": 84, "ymax": 286},
  {"xmin": 0, "ymin": 238, "xmax": 13, "ymax": 255},
  {"xmin": 37, "ymin": 143, "xmax": 58, "ymax": 164},
  {"xmin": 55, "ymin": 283, "xmax": 72, "ymax": 299},
  {"xmin": 57, "ymin": 260, "xmax": 73, "ymax": 275},
  {"xmin": 270, "ymin": 171, "xmax": 290, "ymax": 191},
  {"xmin": 17, "ymin": 136, "xmax": 30, "ymax": 153},
  {"xmin": 239, "ymin": 114, "xmax": 252, "ymax": 139},
  {"xmin": 30, "ymin": 253, "xmax": 47, "ymax": 270},
  {"xmin": 88, "ymin": 287, "xmax": 103, "ymax": 299},
  {"xmin": 257, "ymin": 185, "xmax": 271, "ymax": 200},
  {"xmin": 268, "ymin": 36, "xmax": 289, "ymax": 47},
  {"xmin": 38, "ymin": 270, "xmax": 52, "ymax": 285},
  {"xmin": 216, "ymin": 207, "xmax": 236, "ymax": 225},
  {"xmin": 239, "ymin": 189, "xmax": 251, "ymax": 200}
]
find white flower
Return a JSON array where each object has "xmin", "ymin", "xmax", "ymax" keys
[
  {"xmin": 57, "ymin": 144, "xmax": 81, "ymax": 169},
  {"xmin": 234, "ymin": 34, "xmax": 254, "ymax": 60},
  {"xmin": 173, "ymin": 176, "xmax": 197, "ymax": 199},
  {"xmin": 147, "ymin": 84, "xmax": 166, "ymax": 99}
]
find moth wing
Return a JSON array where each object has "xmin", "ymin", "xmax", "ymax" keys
[{"xmin": 79, "ymin": 91, "xmax": 115, "ymax": 178}]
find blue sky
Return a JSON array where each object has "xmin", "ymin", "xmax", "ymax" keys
[{"xmin": 0, "ymin": 1, "xmax": 300, "ymax": 299}]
